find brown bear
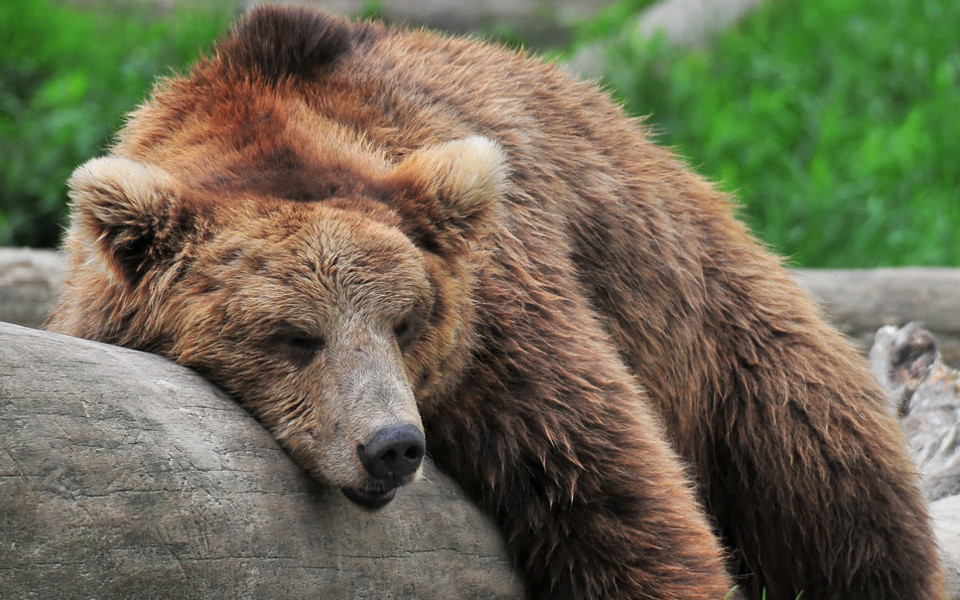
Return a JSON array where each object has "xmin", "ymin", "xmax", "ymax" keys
[{"xmin": 48, "ymin": 6, "xmax": 944, "ymax": 599}]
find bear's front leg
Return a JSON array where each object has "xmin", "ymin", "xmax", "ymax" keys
[{"xmin": 422, "ymin": 292, "xmax": 733, "ymax": 599}]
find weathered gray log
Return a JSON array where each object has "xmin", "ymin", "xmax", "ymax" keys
[
  {"xmin": 0, "ymin": 322, "xmax": 523, "ymax": 599},
  {"xmin": 0, "ymin": 248, "xmax": 63, "ymax": 330},
  {"xmin": 930, "ymin": 494, "xmax": 960, "ymax": 598},
  {"xmin": 794, "ymin": 268, "xmax": 960, "ymax": 366}
]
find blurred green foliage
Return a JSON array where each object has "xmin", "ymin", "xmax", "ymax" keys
[
  {"xmin": 0, "ymin": 0, "xmax": 234, "ymax": 247},
  {"xmin": 574, "ymin": 0, "xmax": 658, "ymax": 42},
  {"xmin": 1, "ymin": 0, "xmax": 957, "ymax": 267},
  {"xmin": 577, "ymin": 0, "xmax": 960, "ymax": 267}
]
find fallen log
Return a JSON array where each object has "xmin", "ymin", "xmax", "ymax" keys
[
  {"xmin": 0, "ymin": 322, "xmax": 523, "ymax": 599},
  {"xmin": 5, "ymin": 298, "xmax": 960, "ymax": 597},
  {"xmin": 794, "ymin": 268, "xmax": 960, "ymax": 365}
]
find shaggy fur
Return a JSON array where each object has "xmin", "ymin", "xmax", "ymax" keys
[{"xmin": 49, "ymin": 6, "xmax": 944, "ymax": 599}]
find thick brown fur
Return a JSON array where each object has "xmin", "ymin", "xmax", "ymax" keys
[{"xmin": 49, "ymin": 6, "xmax": 944, "ymax": 599}]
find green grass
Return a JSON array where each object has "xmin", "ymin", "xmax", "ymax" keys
[
  {"xmin": 0, "ymin": 0, "xmax": 235, "ymax": 247},
  {"xmin": 574, "ymin": 0, "xmax": 960, "ymax": 267}
]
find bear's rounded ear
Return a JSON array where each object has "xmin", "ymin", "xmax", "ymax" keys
[
  {"xmin": 67, "ymin": 156, "xmax": 185, "ymax": 286},
  {"xmin": 387, "ymin": 136, "xmax": 507, "ymax": 253}
]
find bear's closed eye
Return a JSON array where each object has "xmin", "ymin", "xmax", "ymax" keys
[
  {"xmin": 268, "ymin": 331, "xmax": 325, "ymax": 364},
  {"xmin": 394, "ymin": 313, "xmax": 423, "ymax": 350}
]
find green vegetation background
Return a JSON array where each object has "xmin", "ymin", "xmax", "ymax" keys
[{"xmin": 1, "ymin": 0, "xmax": 957, "ymax": 267}]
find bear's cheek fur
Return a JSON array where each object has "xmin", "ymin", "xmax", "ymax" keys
[{"xmin": 401, "ymin": 249, "xmax": 483, "ymax": 410}]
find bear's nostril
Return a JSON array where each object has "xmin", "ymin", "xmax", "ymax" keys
[{"xmin": 357, "ymin": 424, "xmax": 425, "ymax": 481}]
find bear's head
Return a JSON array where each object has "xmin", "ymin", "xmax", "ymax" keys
[{"xmin": 60, "ymin": 136, "xmax": 506, "ymax": 508}]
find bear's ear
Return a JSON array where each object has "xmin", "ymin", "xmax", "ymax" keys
[
  {"xmin": 68, "ymin": 156, "xmax": 185, "ymax": 286},
  {"xmin": 388, "ymin": 136, "xmax": 507, "ymax": 253}
]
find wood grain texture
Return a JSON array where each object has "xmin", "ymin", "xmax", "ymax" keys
[{"xmin": 0, "ymin": 322, "xmax": 523, "ymax": 599}]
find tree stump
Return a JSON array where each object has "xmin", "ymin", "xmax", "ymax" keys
[
  {"xmin": 0, "ymin": 322, "xmax": 523, "ymax": 599},
  {"xmin": 869, "ymin": 322, "xmax": 960, "ymax": 502}
]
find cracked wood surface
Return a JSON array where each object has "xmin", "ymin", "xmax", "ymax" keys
[{"xmin": 0, "ymin": 322, "xmax": 523, "ymax": 599}]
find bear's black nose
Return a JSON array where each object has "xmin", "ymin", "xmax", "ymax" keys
[{"xmin": 357, "ymin": 424, "xmax": 425, "ymax": 481}]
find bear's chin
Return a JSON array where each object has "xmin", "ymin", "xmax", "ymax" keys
[{"xmin": 341, "ymin": 486, "xmax": 398, "ymax": 510}]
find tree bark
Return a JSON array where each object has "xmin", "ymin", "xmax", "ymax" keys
[{"xmin": 0, "ymin": 322, "xmax": 523, "ymax": 599}]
